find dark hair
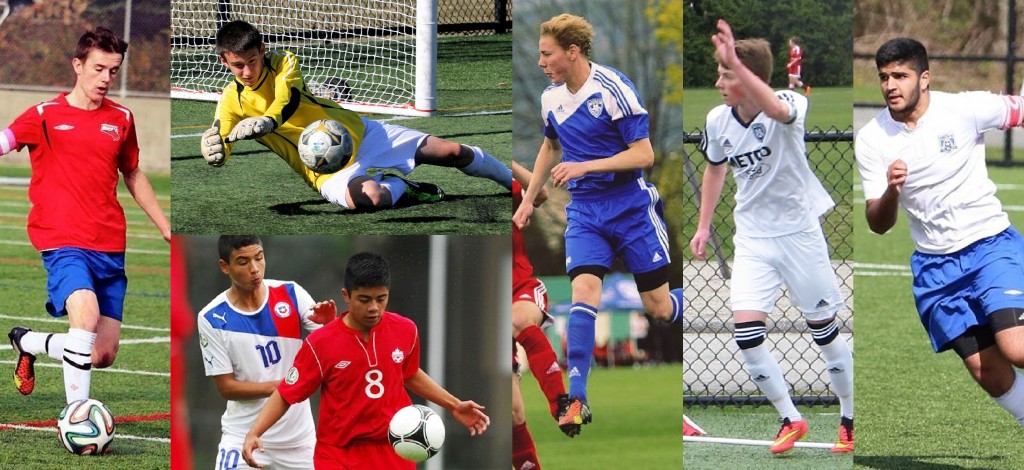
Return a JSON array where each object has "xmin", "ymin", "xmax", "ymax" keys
[
  {"xmin": 74, "ymin": 27, "xmax": 128, "ymax": 61},
  {"xmin": 344, "ymin": 252, "xmax": 390, "ymax": 291},
  {"xmin": 218, "ymin": 235, "xmax": 262, "ymax": 262},
  {"xmin": 875, "ymin": 37, "xmax": 929, "ymax": 74},
  {"xmin": 215, "ymin": 20, "xmax": 263, "ymax": 57}
]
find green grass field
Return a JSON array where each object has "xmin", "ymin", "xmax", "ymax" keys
[
  {"xmin": 170, "ymin": 35, "xmax": 512, "ymax": 235},
  {"xmin": 683, "ymin": 86, "xmax": 854, "ymax": 131},
  {"xmin": 853, "ymin": 167, "xmax": 1024, "ymax": 469},
  {"xmin": 520, "ymin": 365, "xmax": 683, "ymax": 469},
  {"xmin": 683, "ymin": 407, "xmax": 853, "ymax": 469},
  {"xmin": 0, "ymin": 175, "xmax": 170, "ymax": 468}
]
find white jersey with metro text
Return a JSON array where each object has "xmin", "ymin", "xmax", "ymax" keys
[
  {"xmin": 856, "ymin": 91, "xmax": 1016, "ymax": 254},
  {"xmin": 701, "ymin": 90, "xmax": 834, "ymax": 237},
  {"xmin": 197, "ymin": 279, "xmax": 321, "ymax": 447}
]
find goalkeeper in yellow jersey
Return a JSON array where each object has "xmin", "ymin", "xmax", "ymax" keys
[{"xmin": 201, "ymin": 20, "xmax": 513, "ymax": 210}]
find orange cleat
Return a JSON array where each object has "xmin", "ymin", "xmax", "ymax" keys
[{"xmin": 770, "ymin": 417, "xmax": 808, "ymax": 454}]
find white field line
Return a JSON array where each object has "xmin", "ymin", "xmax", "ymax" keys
[
  {"xmin": 684, "ymin": 435, "xmax": 835, "ymax": 449},
  {"xmin": 0, "ymin": 359, "xmax": 169, "ymax": 377},
  {"xmin": 0, "ymin": 423, "xmax": 169, "ymax": 443},
  {"xmin": 0, "ymin": 185, "xmax": 170, "ymax": 204},
  {"xmin": 0, "ymin": 314, "xmax": 169, "ymax": 332},
  {"xmin": 170, "ymin": 109, "xmax": 513, "ymax": 137},
  {"xmin": 854, "ymin": 262, "xmax": 912, "ymax": 277}
]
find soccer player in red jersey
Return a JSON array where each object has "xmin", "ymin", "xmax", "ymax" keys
[
  {"xmin": 171, "ymin": 236, "xmax": 195, "ymax": 470},
  {"xmin": 787, "ymin": 37, "xmax": 810, "ymax": 95},
  {"xmin": 241, "ymin": 252, "xmax": 490, "ymax": 469},
  {"xmin": 512, "ymin": 161, "xmax": 559, "ymax": 468},
  {"xmin": 3, "ymin": 27, "xmax": 170, "ymax": 405}
]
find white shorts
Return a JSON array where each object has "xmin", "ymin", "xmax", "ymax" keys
[
  {"xmin": 730, "ymin": 226, "xmax": 844, "ymax": 322},
  {"xmin": 215, "ymin": 433, "xmax": 315, "ymax": 470},
  {"xmin": 320, "ymin": 117, "xmax": 428, "ymax": 208}
]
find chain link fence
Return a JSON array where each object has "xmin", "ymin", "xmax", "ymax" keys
[
  {"xmin": 0, "ymin": 0, "xmax": 168, "ymax": 96},
  {"xmin": 682, "ymin": 126, "xmax": 854, "ymax": 407}
]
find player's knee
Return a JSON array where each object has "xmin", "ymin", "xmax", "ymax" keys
[
  {"xmin": 512, "ymin": 402, "xmax": 526, "ymax": 426},
  {"xmin": 734, "ymin": 321, "xmax": 767, "ymax": 350},
  {"xmin": 93, "ymin": 349, "xmax": 117, "ymax": 369},
  {"xmin": 808, "ymin": 317, "xmax": 840, "ymax": 346},
  {"xmin": 966, "ymin": 356, "xmax": 1013, "ymax": 397},
  {"xmin": 348, "ymin": 178, "xmax": 391, "ymax": 210}
]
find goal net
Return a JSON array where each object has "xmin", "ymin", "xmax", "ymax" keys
[{"xmin": 171, "ymin": 0, "xmax": 437, "ymax": 116}]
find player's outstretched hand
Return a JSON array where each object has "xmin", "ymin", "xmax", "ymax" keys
[
  {"xmin": 241, "ymin": 433, "xmax": 266, "ymax": 468},
  {"xmin": 550, "ymin": 161, "xmax": 587, "ymax": 187},
  {"xmin": 513, "ymin": 200, "xmax": 534, "ymax": 230},
  {"xmin": 452, "ymin": 400, "xmax": 490, "ymax": 436},
  {"xmin": 308, "ymin": 299, "xmax": 337, "ymax": 325},
  {"xmin": 227, "ymin": 116, "xmax": 276, "ymax": 142},
  {"xmin": 887, "ymin": 159, "xmax": 907, "ymax": 194},
  {"xmin": 201, "ymin": 125, "xmax": 225, "ymax": 167},
  {"xmin": 689, "ymin": 228, "xmax": 711, "ymax": 261},
  {"xmin": 711, "ymin": 19, "xmax": 739, "ymax": 69}
]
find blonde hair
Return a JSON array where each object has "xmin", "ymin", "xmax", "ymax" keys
[
  {"xmin": 717, "ymin": 38, "xmax": 773, "ymax": 84},
  {"xmin": 540, "ymin": 13, "xmax": 594, "ymax": 57}
]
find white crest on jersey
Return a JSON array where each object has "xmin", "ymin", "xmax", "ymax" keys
[
  {"xmin": 200, "ymin": 334, "xmax": 209, "ymax": 348},
  {"xmin": 391, "ymin": 348, "xmax": 404, "ymax": 363},
  {"xmin": 938, "ymin": 133, "xmax": 957, "ymax": 153},
  {"xmin": 285, "ymin": 366, "xmax": 299, "ymax": 384},
  {"xmin": 587, "ymin": 97, "xmax": 603, "ymax": 118},
  {"xmin": 274, "ymin": 301, "xmax": 292, "ymax": 318}
]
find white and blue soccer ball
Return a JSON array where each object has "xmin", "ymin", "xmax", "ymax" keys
[
  {"xmin": 57, "ymin": 398, "xmax": 115, "ymax": 455},
  {"xmin": 388, "ymin": 404, "xmax": 445, "ymax": 462},
  {"xmin": 297, "ymin": 119, "xmax": 353, "ymax": 174}
]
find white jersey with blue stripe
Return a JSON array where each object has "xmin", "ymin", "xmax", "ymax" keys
[
  {"xmin": 856, "ymin": 91, "xmax": 1013, "ymax": 254},
  {"xmin": 541, "ymin": 62, "xmax": 650, "ymax": 195},
  {"xmin": 701, "ymin": 90, "xmax": 834, "ymax": 237},
  {"xmin": 197, "ymin": 279, "xmax": 321, "ymax": 447}
]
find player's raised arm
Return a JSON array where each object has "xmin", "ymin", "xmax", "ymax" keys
[
  {"xmin": 405, "ymin": 368, "xmax": 490, "ymax": 436},
  {"xmin": 713, "ymin": 19, "xmax": 791, "ymax": 123}
]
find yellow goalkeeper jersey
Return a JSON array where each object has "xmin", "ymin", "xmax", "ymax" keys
[{"xmin": 214, "ymin": 50, "xmax": 366, "ymax": 190}]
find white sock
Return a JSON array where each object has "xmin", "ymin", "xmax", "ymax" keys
[
  {"xmin": 740, "ymin": 343, "xmax": 802, "ymax": 422},
  {"xmin": 460, "ymin": 146, "xmax": 512, "ymax": 189},
  {"xmin": 994, "ymin": 370, "xmax": 1024, "ymax": 427},
  {"xmin": 63, "ymin": 328, "xmax": 95, "ymax": 403},
  {"xmin": 818, "ymin": 335, "xmax": 854, "ymax": 419},
  {"xmin": 378, "ymin": 176, "xmax": 408, "ymax": 206},
  {"xmin": 18, "ymin": 331, "xmax": 65, "ymax": 361}
]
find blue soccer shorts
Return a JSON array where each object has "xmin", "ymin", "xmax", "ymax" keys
[
  {"xmin": 564, "ymin": 178, "xmax": 670, "ymax": 276},
  {"xmin": 42, "ymin": 247, "xmax": 127, "ymax": 321},
  {"xmin": 911, "ymin": 226, "xmax": 1024, "ymax": 352}
]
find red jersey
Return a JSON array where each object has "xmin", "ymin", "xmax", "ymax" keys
[
  {"xmin": 278, "ymin": 311, "xmax": 419, "ymax": 452},
  {"xmin": 512, "ymin": 180, "xmax": 535, "ymax": 287},
  {"xmin": 3, "ymin": 93, "xmax": 139, "ymax": 252},
  {"xmin": 788, "ymin": 45, "xmax": 803, "ymax": 75}
]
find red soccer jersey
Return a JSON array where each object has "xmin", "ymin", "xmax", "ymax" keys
[
  {"xmin": 4, "ymin": 93, "xmax": 139, "ymax": 252},
  {"xmin": 512, "ymin": 180, "xmax": 535, "ymax": 287},
  {"xmin": 788, "ymin": 45, "xmax": 803, "ymax": 75},
  {"xmin": 278, "ymin": 311, "xmax": 419, "ymax": 452}
]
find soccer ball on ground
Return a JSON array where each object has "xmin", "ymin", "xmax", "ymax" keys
[
  {"xmin": 57, "ymin": 398, "xmax": 115, "ymax": 455},
  {"xmin": 388, "ymin": 404, "xmax": 445, "ymax": 462},
  {"xmin": 297, "ymin": 119, "xmax": 354, "ymax": 174}
]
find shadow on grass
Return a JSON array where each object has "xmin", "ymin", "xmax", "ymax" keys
[{"xmin": 856, "ymin": 455, "xmax": 1008, "ymax": 470}]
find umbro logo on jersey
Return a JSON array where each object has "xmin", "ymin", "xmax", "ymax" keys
[
  {"xmin": 335, "ymin": 361, "xmax": 351, "ymax": 369},
  {"xmin": 53, "ymin": 124, "xmax": 74, "ymax": 131},
  {"xmin": 652, "ymin": 252, "xmax": 663, "ymax": 263},
  {"xmin": 816, "ymin": 299, "xmax": 829, "ymax": 308},
  {"xmin": 521, "ymin": 461, "xmax": 537, "ymax": 470},
  {"xmin": 938, "ymin": 133, "xmax": 957, "ymax": 153},
  {"xmin": 392, "ymin": 348, "xmax": 405, "ymax": 363},
  {"xmin": 568, "ymin": 366, "xmax": 580, "ymax": 378},
  {"xmin": 752, "ymin": 123, "xmax": 766, "ymax": 141},
  {"xmin": 100, "ymin": 123, "xmax": 120, "ymax": 141},
  {"xmin": 274, "ymin": 301, "xmax": 292, "ymax": 318},
  {"xmin": 586, "ymin": 97, "xmax": 603, "ymax": 118}
]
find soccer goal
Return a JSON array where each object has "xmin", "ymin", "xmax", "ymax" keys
[
  {"xmin": 171, "ymin": 0, "xmax": 438, "ymax": 116},
  {"xmin": 682, "ymin": 127, "xmax": 855, "ymax": 407}
]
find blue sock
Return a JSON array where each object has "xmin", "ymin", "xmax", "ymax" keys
[
  {"xmin": 669, "ymin": 288, "xmax": 685, "ymax": 323},
  {"xmin": 566, "ymin": 302, "xmax": 597, "ymax": 403}
]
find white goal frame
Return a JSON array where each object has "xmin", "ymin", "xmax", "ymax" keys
[{"xmin": 171, "ymin": 0, "xmax": 437, "ymax": 117}]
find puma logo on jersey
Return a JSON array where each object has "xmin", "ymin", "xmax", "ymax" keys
[
  {"xmin": 335, "ymin": 361, "xmax": 351, "ymax": 369},
  {"xmin": 53, "ymin": 124, "xmax": 74, "ymax": 131},
  {"xmin": 211, "ymin": 313, "xmax": 227, "ymax": 323}
]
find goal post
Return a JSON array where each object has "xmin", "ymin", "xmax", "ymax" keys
[{"xmin": 170, "ymin": 0, "xmax": 438, "ymax": 117}]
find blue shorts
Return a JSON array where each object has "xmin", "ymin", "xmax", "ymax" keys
[
  {"xmin": 42, "ymin": 248, "xmax": 127, "ymax": 321},
  {"xmin": 911, "ymin": 227, "xmax": 1024, "ymax": 352},
  {"xmin": 564, "ymin": 178, "xmax": 670, "ymax": 275}
]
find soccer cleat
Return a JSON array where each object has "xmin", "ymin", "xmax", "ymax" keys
[
  {"xmin": 396, "ymin": 175, "xmax": 444, "ymax": 204},
  {"xmin": 770, "ymin": 417, "xmax": 808, "ymax": 454},
  {"xmin": 683, "ymin": 414, "xmax": 707, "ymax": 436},
  {"xmin": 804, "ymin": 85, "xmax": 812, "ymax": 96},
  {"xmin": 556, "ymin": 395, "xmax": 592, "ymax": 438},
  {"xmin": 831, "ymin": 416, "xmax": 853, "ymax": 453},
  {"xmin": 8, "ymin": 327, "xmax": 36, "ymax": 395}
]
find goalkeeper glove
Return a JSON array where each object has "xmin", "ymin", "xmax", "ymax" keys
[
  {"xmin": 201, "ymin": 125, "xmax": 225, "ymax": 167},
  {"xmin": 227, "ymin": 116, "xmax": 276, "ymax": 142}
]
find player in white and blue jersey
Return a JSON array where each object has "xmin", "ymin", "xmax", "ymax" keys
[
  {"xmin": 513, "ymin": 13, "xmax": 684, "ymax": 438},
  {"xmin": 689, "ymin": 20, "xmax": 854, "ymax": 454},
  {"xmin": 197, "ymin": 236, "xmax": 336, "ymax": 469},
  {"xmin": 856, "ymin": 37, "xmax": 1024, "ymax": 430}
]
